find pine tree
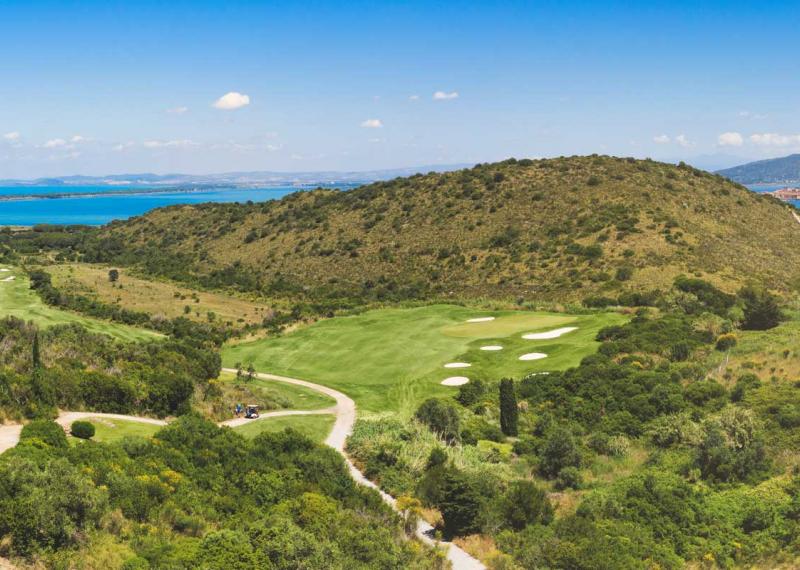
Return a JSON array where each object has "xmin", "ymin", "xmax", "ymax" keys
[{"xmin": 499, "ymin": 378, "xmax": 518, "ymax": 436}]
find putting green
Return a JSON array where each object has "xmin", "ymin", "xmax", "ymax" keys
[
  {"xmin": 223, "ymin": 304, "xmax": 627, "ymax": 416},
  {"xmin": 0, "ymin": 269, "xmax": 158, "ymax": 342}
]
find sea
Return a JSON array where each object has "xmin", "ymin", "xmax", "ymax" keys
[{"xmin": 0, "ymin": 184, "xmax": 357, "ymax": 226}]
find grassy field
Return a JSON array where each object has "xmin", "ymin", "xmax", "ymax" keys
[
  {"xmin": 49, "ymin": 263, "xmax": 273, "ymax": 326},
  {"xmin": 223, "ymin": 304, "xmax": 627, "ymax": 416},
  {"xmin": 70, "ymin": 417, "xmax": 162, "ymax": 443},
  {"xmin": 231, "ymin": 414, "xmax": 335, "ymax": 443},
  {"xmin": 0, "ymin": 267, "xmax": 159, "ymax": 342}
]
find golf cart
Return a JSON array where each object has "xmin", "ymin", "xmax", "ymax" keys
[{"xmin": 245, "ymin": 405, "xmax": 260, "ymax": 419}]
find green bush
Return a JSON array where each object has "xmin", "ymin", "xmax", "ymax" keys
[
  {"xmin": 20, "ymin": 420, "xmax": 68, "ymax": 449},
  {"xmin": 71, "ymin": 420, "xmax": 95, "ymax": 440},
  {"xmin": 554, "ymin": 466, "xmax": 582, "ymax": 490}
]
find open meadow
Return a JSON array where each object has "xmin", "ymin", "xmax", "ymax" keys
[
  {"xmin": 223, "ymin": 304, "xmax": 627, "ymax": 416},
  {"xmin": 0, "ymin": 266, "xmax": 159, "ymax": 342},
  {"xmin": 48, "ymin": 263, "xmax": 274, "ymax": 326}
]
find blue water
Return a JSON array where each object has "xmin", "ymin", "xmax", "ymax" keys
[
  {"xmin": 0, "ymin": 185, "xmax": 348, "ymax": 226},
  {"xmin": 747, "ymin": 183, "xmax": 800, "ymax": 208}
]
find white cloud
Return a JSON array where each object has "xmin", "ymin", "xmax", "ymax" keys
[
  {"xmin": 433, "ymin": 91, "xmax": 459, "ymax": 100},
  {"xmin": 409, "ymin": 95, "xmax": 420, "ymax": 101},
  {"xmin": 368, "ymin": 138, "xmax": 385, "ymax": 144},
  {"xmin": 70, "ymin": 135, "xmax": 86, "ymax": 143},
  {"xmin": 749, "ymin": 133, "xmax": 800, "ymax": 147},
  {"xmin": 675, "ymin": 134, "xmax": 694, "ymax": 148},
  {"xmin": 3, "ymin": 131, "xmax": 20, "ymax": 141},
  {"xmin": 717, "ymin": 132, "xmax": 743, "ymax": 147},
  {"xmin": 213, "ymin": 92, "xmax": 250, "ymax": 110},
  {"xmin": 360, "ymin": 118, "xmax": 383, "ymax": 128},
  {"xmin": 739, "ymin": 110, "xmax": 767, "ymax": 120},
  {"xmin": 167, "ymin": 106, "xmax": 189, "ymax": 114},
  {"xmin": 266, "ymin": 143, "xmax": 283, "ymax": 152},
  {"xmin": 143, "ymin": 139, "xmax": 198, "ymax": 149},
  {"xmin": 653, "ymin": 134, "xmax": 670, "ymax": 144},
  {"xmin": 113, "ymin": 142, "xmax": 135, "ymax": 152},
  {"xmin": 43, "ymin": 138, "xmax": 67, "ymax": 148}
]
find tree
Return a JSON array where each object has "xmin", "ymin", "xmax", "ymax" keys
[
  {"xmin": 246, "ymin": 363, "xmax": 256, "ymax": 382},
  {"xmin": 539, "ymin": 427, "xmax": 582, "ymax": 478},
  {"xmin": 499, "ymin": 378, "xmax": 519, "ymax": 436},
  {"xmin": 31, "ymin": 332, "xmax": 41, "ymax": 369},
  {"xmin": 439, "ymin": 469, "xmax": 483, "ymax": 539},
  {"xmin": 739, "ymin": 286, "xmax": 783, "ymax": 330},
  {"xmin": 108, "ymin": 269, "xmax": 119, "ymax": 283},
  {"xmin": 415, "ymin": 398, "xmax": 461, "ymax": 442},
  {"xmin": 501, "ymin": 480, "xmax": 553, "ymax": 530}
]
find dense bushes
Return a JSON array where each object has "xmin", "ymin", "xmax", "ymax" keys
[
  {"xmin": 70, "ymin": 420, "xmax": 95, "ymax": 440},
  {"xmin": 0, "ymin": 417, "xmax": 443, "ymax": 568}
]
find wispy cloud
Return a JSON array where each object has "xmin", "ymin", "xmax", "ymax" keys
[
  {"xmin": 433, "ymin": 91, "xmax": 459, "ymax": 100},
  {"xmin": 2, "ymin": 132, "xmax": 20, "ymax": 142},
  {"xmin": 409, "ymin": 94, "xmax": 420, "ymax": 101},
  {"xmin": 213, "ymin": 92, "xmax": 250, "ymax": 110},
  {"xmin": 675, "ymin": 134, "xmax": 694, "ymax": 148},
  {"xmin": 143, "ymin": 139, "xmax": 199, "ymax": 149},
  {"xmin": 749, "ymin": 132, "xmax": 800, "ymax": 147},
  {"xmin": 653, "ymin": 134, "xmax": 670, "ymax": 144},
  {"xmin": 167, "ymin": 106, "xmax": 189, "ymax": 114},
  {"xmin": 43, "ymin": 138, "xmax": 67, "ymax": 148}
]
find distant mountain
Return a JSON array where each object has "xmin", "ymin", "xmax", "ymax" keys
[
  {"xmin": 717, "ymin": 154, "xmax": 800, "ymax": 184},
  {"xmin": 0, "ymin": 164, "xmax": 472, "ymax": 188}
]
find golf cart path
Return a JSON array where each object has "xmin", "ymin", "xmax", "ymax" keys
[{"xmin": 0, "ymin": 370, "xmax": 483, "ymax": 570}]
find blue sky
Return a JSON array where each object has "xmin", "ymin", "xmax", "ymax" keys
[{"xmin": 1, "ymin": 0, "xmax": 799, "ymax": 178}]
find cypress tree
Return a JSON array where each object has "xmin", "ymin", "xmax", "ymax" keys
[
  {"xmin": 32, "ymin": 332, "xmax": 41, "ymax": 369},
  {"xmin": 499, "ymin": 378, "xmax": 518, "ymax": 436}
]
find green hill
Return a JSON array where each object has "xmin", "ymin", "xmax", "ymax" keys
[
  {"xmin": 717, "ymin": 153, "xmax": 800, "ymax": 184},
  {"xmin": 20, "ymin": 156, "xmax": 800, "ymax": 303}
]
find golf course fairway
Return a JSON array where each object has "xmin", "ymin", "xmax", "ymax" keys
[
  {"xmin": 0, "ymin": 268, "xmax": 159, "ymax": 342},
  {"xmin": 223, "ymin": 305, "xmax": 627, "ymax": 416}
]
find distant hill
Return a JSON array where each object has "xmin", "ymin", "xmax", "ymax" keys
[
  {"xmin": 27, "ymin": 156, "xmax": 800, "ymax": 303},
  {"xmin": 717, "ymin": 154, "xmax": 800, "ymax": 184},
  {"xmin": 0, "ymin": 164, "xmax": 471, "ymax": 188}
]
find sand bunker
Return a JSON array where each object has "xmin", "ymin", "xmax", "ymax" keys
[
  {"xmin": 519, "ymin": 352, "xmax": 548, "ymax": 361},
  {"xmin": 480, "ymin": 345, "xmax": 503, "ymax": 351},
  {"xmin": 522, "ymin": 327, "xmax": 578, "ymax": 340},
  {"xmin": 1, "ymin": 276, "xmax": 15, "ymax": 282},
  {"xmin": 444, "ymin": 362, "xmax": 471, "ymax": 369},
  {"xmin": 467, "ymin": 317, "xmax": 495, "ymax": 323},
  {"xmin": 441, "ymin": 376, "xmax": 470, "ymax": 386},
  {"xmin": 0, "ymin": 268, "xmax": 9, "ymax": 272}
]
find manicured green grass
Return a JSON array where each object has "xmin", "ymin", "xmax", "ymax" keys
[
  {"xmin": 223, "ymin": 304, "xmax": 627, "ymax": 416},
  {"xmin": 218, "ymin": 371, "xmax": 336, "ymax": 410},
  {"xmin": 231, "ymin": 414, "xmax": 335, "ymax": 443},
  {"xmin": 0, "ymin": 268, "xmax": 159, "ymax": 342},
  {"xmin": 71, "ymin": 418, "xmax": 162, "ymax": 444}
]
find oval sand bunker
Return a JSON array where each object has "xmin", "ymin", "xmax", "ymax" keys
[
  {"xmin": 467, "ymin": 317, "xmax": 495, "ymax": 323},
  {"xmin": 522, "ymin": 327, "xmax": 578, "ymax": 340},
  {"xmin": 519, "ymin": 352, "xmax": 548, "ymax": 361},
  {"xmin": 444, "ymin": 362, "xmax": 471, "ymax": 368},
  {"xmin": 441, "ymin": 376, "xmax": 470, "ymax": 386},
  {"xmin": 480, "ymin": 345, "xmax": 503, "ymax": 351}
]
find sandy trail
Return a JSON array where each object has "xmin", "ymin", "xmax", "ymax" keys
[
  {"xmin": 0, "ymin": 370, "xmax": 484, "ymax": 569},
  {"xmin": 793, "ymin": 211, "xmax": 800, "ymax": 225}
]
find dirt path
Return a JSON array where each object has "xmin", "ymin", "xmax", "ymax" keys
[
  {"xmin": 793, "ymin": 211, "xmax": 800, "ymax": 225},
  {"xmin": 0, "ymin": 370, "xmax": 484, "ymax": 569}
]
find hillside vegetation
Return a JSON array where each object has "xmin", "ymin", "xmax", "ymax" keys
[
  {"xmin": 7, "ymin": 156, "xmax": 800, "ymax": 305},
  {"xmin": 718, "ymin": 153, "xmax": 800, "ymax": 184}
]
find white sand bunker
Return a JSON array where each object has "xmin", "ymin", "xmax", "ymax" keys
[
  {"xmin": 519, "ymin": 352, "xmax": 548, "ymax": 361},
  {"xmin": 480, "ymin": 345, "xmax": 503, "ymax": 351},
  {"xmin": 0, "ymin": 268, "xmax": 9, "ymax": 272},
  {"xmin": 467, "ymin": 317, "xmax": 495, "ymax": 323},
  {"xmin": 1, "ymin": 276, "xmax": 15, "ymax": 282},
  {"xmin": 522, "ymin": 327, "xmax": 578, "ymax": 340},
  {"xmin": 444, "ymin": 362, "xmax": 471, "ymax": 369},
  {"xmin": 441, "ymin": 376, "xmax": 470, "ymax": 386}
]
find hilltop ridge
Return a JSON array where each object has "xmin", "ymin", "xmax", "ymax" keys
[{"xmin": 20, "ymin": 155, "xmax": 800, "ymax": 304}]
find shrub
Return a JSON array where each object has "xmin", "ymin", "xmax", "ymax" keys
[
  {"xmin": 715, "ymin": 333, "xmax": 737, "ymax": 351},
  {"xmin": 739, "ymin": 286, "xmax": 783, "ymax": 330},
  {"xmin": 555, "ymin": 467, "xmax": 582, "ymax": 490},
  {"xmin": 500, "ymin": 480, "xmax": 553, "ymax": 530},
  {"xmin": 415, "ymin": 398, "xmax": 461, "ymax": 442},
  {"xmin": 539, "ymin": 427, "xmax": 582, "ymax": 478},
  {"xmin": 71, "ymin": 420, "xmax": 95, "ymax": 440},
  {"xmin": 20, "ymin": 420, "xmax": 68, "ymax": 449}
]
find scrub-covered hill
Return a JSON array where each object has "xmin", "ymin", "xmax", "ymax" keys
[{"xmin": 11, "ymin": 155, "xmax": 800, "ymax": 304}]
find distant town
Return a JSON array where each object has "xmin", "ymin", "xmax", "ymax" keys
[{"xmin": 768, "ymin": 187, "xmax": 800, "ymax": 201}]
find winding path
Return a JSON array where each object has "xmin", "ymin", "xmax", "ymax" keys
[{"xmin": 0, "ymin": 369, "xmax": 484, "ymax": 569}]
